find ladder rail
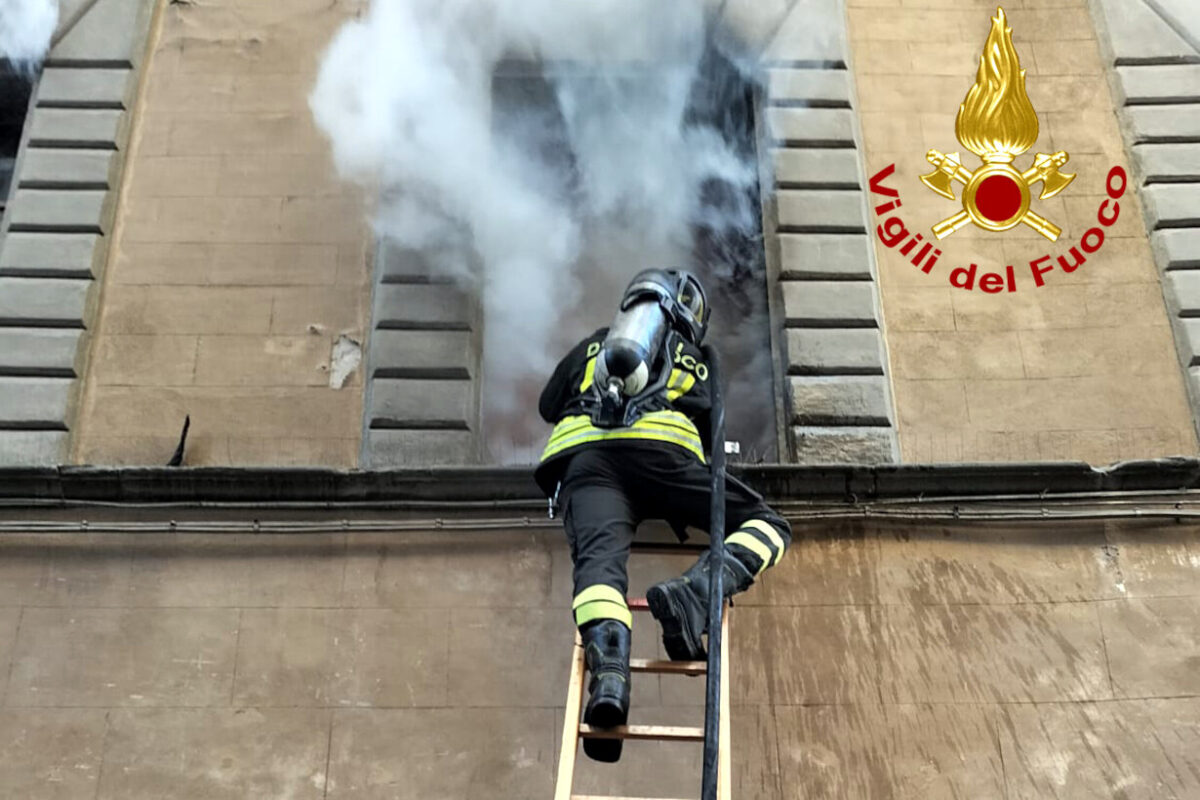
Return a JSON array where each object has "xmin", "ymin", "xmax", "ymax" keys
[
  {"xmin": 717, "ymin": 607, "xmax": 731, "ymax": 799},
  {"xmin": 700, "ymin": 343, "xmax": 726, "ymax": 800},
  {"xmin": 554, "ymin": 633, "xmax": 588, "ymax": 800}
]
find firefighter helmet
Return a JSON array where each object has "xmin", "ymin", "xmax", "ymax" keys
[{"xmin": 619, "ymin": 268, "xmax": 710, "ymax": 346}]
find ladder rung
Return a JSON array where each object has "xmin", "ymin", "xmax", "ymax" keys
[
  {"xmin": 578, "ymin": 723, "xmax": 705, "ymax": 742},
  {"xmin": 629, "ymin": 658, "xmax": 706, "ymax": 676},
  {"xmin": 573, "ymin": 796, "xmax": 695, "ymax": 800},
  {"xmin": 630, "ymin": 541, "xmax": 708, "ymax": 555},
  {"xmin": 628, "ymin": 597, "xmax": 650, "ymax": 612}
]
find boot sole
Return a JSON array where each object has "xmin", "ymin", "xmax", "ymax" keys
[
  {"xmin": 582, "ymin": 696, "xmax": 627, "ymax": 763},
  {"xmin": 646, "ymin": 585, "xmax": 706, "ymax": 662}
]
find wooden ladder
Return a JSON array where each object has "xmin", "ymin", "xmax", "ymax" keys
[{"xmin": 553, "ymin": 596, "xmax": 732, "ymax": 800}]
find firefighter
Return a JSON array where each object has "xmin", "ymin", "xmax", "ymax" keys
[{"xmin": 534, "ymin": 269, "xmax": 791, "ymax": 763}]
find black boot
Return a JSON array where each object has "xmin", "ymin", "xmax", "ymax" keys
[
  {"xmin": 646, "ymin": 553, "xmax": 754, "ymax": 661},
  {"xmin": 580, "ymin": 619, "xmax": 631, "ymax": 763}
]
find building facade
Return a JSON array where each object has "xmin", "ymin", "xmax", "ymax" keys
[
  {"xmin": 0, "ymin": 504, "xmax": 1197, "ymax": 798},
  {"xmin": 0, "ymin": 3, "xmax": 1198, "ymax": 798},
  {"xmin": 3, "ymin": 0, "xmax": 1199, "ymax": 470}
]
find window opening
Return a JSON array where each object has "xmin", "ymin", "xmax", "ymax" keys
[{"xmin": 483, "ymin": 47, "xmax": 774, "ymax": 464}]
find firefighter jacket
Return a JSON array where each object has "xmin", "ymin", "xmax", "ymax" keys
[{"xmin": 533, "ymin": 327, "xmax": 713, "ymax": 495}]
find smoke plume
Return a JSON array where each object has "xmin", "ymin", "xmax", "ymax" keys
[
  {"xmin": 311, "ymin": 0, "xmax": 775, "ymax": 461},
  {"xmin": 0, "ymin": 0, "xmax": 57, "ymax": 66}
]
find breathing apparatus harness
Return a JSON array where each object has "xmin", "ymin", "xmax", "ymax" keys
[
  {"xmin": 588, "ymin": 330, "xmax": 681, "ymax": 428},
  {"xmin": 583, "ymin": 269, "xmax": 710, "ymax": 429}
]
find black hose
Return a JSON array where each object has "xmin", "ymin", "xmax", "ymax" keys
[{"xmin": 700, "ymin": 344, "xmax": 725, "ymax": 800}]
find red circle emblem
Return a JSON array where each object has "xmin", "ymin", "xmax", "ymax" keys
[{"xmin": 975, "ymin": 174, "xmax": 1023, "ymax": 222}]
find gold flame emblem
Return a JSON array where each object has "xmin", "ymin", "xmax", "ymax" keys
[{"xmin": 920, "ymin": 7, "xmax": 1074, "ymax": 241}]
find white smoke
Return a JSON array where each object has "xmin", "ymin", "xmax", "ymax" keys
[
  {"xmin": 311, "ymin": 0, "xmax": 768, "ymax": 460},
  {"xmin": 0, "ymin": 0, "xmax": 58, "ymax": 66}
]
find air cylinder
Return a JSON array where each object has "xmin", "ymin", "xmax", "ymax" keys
[{"xmin": 595, "ymin": 300, "xmax": 668, "ymax": 396}]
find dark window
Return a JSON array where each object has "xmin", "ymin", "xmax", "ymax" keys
[{"xmin": 0, "ymin": 60, "xmax": 36, "ymax": 218}]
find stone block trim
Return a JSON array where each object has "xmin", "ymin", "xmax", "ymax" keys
[
  {"xmin": 0, "ymin": 378, "xmax": 72, "ymax": 428},
  {"xmin": 775, "ymin": 189, "xmax": 867, "ymax": 233},
  {"xmin": 27, "ymin": 108, "xmax": 126, "ymax": 149},
  {"xmin": 1175, "ymin": 318, "xmax": 1200, "ymax": 366},
  {"xmin": 0, "ymin": 329, "xmax": 84, "ymax": 376},
  {"xmin": 1124, "ymin": 106, "xmax": 1200, "ymax": 143},
  {"xmin": 778, "ymin": 233, "xmax": 874, "ymax": 280},
  {"xmin": 16, "ymin": 151, "xmax": 116, "ymax": 191},
  {"xmin": 1142, "ymin": 185, "xmax": 1200, "ymax": 229},
  {"xmin": 772, "ymin": 149, "xmax": 861, "ymax": 190},
  {"xmin": 1116, "ymin": 65, "xmax": 1200, "ymax": 104},
  {"xmin": 367, "ymin": 429, "xmax": 477, "ymax": 466},
  {"xmin": 786, "ymin": 328, "xmax": 885, "ymax": 376},
  {"xmin": 792, "ymin": 426, "xmax": 897, "ymax": 464},
  {"xmin": 37, "ymin": 68, "xmax": 133, "ymax": 108},
  {"xmin": 766, "ymin": 108, "xmax": 856, "ymax": 147},
  {"xmin": 48, "ymin": 0, "xmax": 156, "ymax": 69},
  {"xmin": 0, "ymin": 0, "xmax": 156, "ymax": 465},
  {"xmin": 363, "ymin": 245, "xmax": 482, "ymax": 467},
  {"xmin": 369, "ymin": 330, "xmax": 473, "ymax": 377},
  {"xmin": 370, "ymin": 379, "xmax": 474, "ymax": 427},
  {"xmin": 782, "ymin": 280, "xmax": 878, "ymax": 328},
  {"xmin": 1092, "ymin": 0, "xmax": 1200, "ymax": 444},
  {"xmin": 762, "ymin": 3, "xmax": 898, "ymax": 465},
  {"xmin": 790, "ymin": 375, "xmax": 891, "ymax": 426},
  {"xmin": 1134, "ymin": 144, "xmax": 1200, "ymax": 183},
  {"xmin": 1092, "ymin": 0, "xmax": 1198, "ymax": 65},
  {"xmin": 0, "ymin": 277, "xmax": 89, "ymax": 326},
  {"xmin": 6, "ymin": 189, "xmax": 110, "ymax": 234},
  {"xmin": 1154, "ymin": 230, "xmax": 1200, "ymax": 269}
]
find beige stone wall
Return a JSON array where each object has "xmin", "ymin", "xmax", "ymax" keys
[
  {"xmin": 0, "ymin": 514, "xmax": 1195, "ymax": 797},
  {"xmin": 848, "ymin": 0, "xmax": 1199, "ymax": 463},
  {"xmin": 72, "ymin": 0, "xmax": 371, "ymax": 467}
]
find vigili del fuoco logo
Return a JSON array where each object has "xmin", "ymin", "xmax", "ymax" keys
[{"xmin": 867, "ymin": 7, "xmax": 1128, "ymax": 293}]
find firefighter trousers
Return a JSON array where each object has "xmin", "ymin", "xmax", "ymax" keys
[{"xmin": 558, "ymin": 443, "xmax": 791, "ymax": 630}]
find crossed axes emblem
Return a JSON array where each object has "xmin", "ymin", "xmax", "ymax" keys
[{"xmin": 920, "ymin": 150, "xmax": 1075, "ymax": 242}]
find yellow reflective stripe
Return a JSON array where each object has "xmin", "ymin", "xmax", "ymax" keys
[
  {"xmin": 726, "ymin": 531, "xmax": 773, "ymax": 575},
  {"xmin": 741, "ymin": 519, "xmax": 786, "ymax": 565},
  {"xmin": 573, "ymin": 584, "xmax": 626, "ymax": 610},
  {"xmin": 641, "ymin": 409, "xmax": 696, "ymax": 428},
  {"xmin": 544, "ymin": 412, "xmax": 703, "ymax": 443},
  {"xmin": 666, "ymin": 369, "xmax": 697, "ymax": 402},
  {"xmin": 552, "ymin": 410, "xmax": 696, "ymax": 432},
  {"xmin": 573, "ymin": 585, "xmax": 632, "ymax": 628},
  {"xmin": 541, "ymin": 412, "xmax": 706, "ymax": 464},
  {"xmin": 580, "ymin": 357, "xmax": 597, "ymax": 392},
  {"xmin": 545, "ymin": 431, "xmax": 704, "ymax": 463},
  {"xmin": 574, "ymin": 600, "xmax": 633, "ymax": 628},
  {"xmin": 544, "ymin": 428, "xmax": 705, "ymax": 463}
]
